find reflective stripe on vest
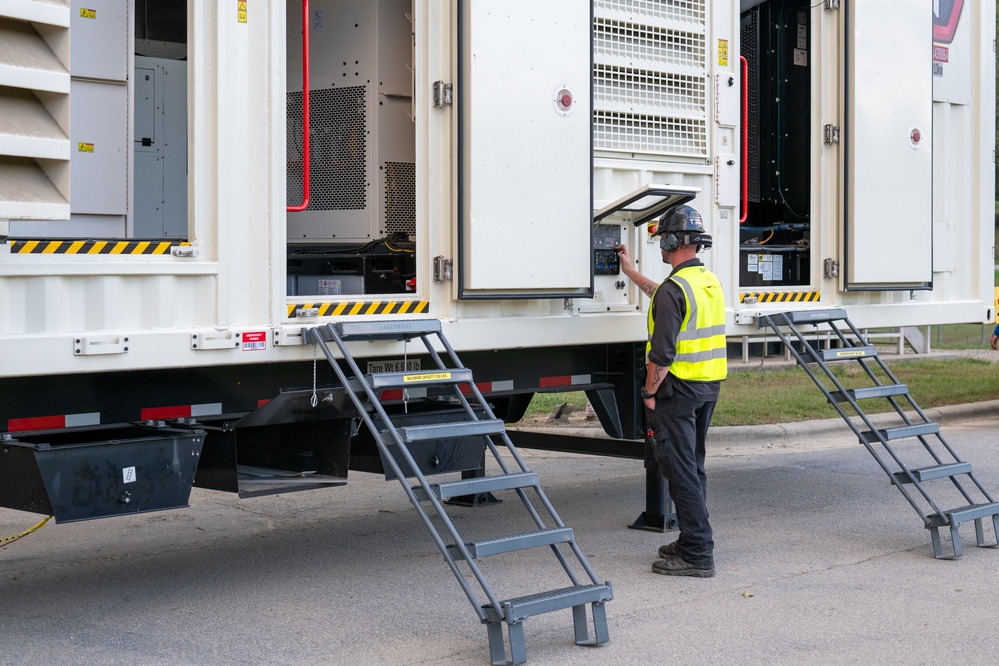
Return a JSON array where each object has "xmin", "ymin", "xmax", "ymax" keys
[{"xmin": 647, "ymin": 265, "xmax": 728, "ymax": 382}]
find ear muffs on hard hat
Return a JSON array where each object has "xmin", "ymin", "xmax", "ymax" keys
[{"xmin": 654, "ymin": 204, "xmax": 712, "ymax": 252}]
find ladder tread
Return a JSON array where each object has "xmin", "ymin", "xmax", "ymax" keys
[
  {"xmin": 893, "ymin": 462, "xmax": 972, "ymax": 484},
  {"xmin": 416, "ymin": 472, "xmax": 539, "ymax": 501},
  {"xmin": 756, "ymin": 309, "xmax": 848, "ymax": 329},
  {"xmin": 332, "ymin": 319, "xmax": 441, "ymax": 341},
  {"xmin": 397, "ymin": 418, "xmax": 505, "ymax": 443},
  {"xmin": 486, "ymin": 583, "xmax": 613, "ymax": 624},
  {"xmin": 830, "ymin": 384, "xmax": 909, "ymax": 402},
  {"xmin": 449, "ymin": 527, "xmax": 573, "ymax": 560},
  {"xmin": 860, "ymin": 422, "xmax": 940, "ymax": 443},
  {"xmin": 356, "ymin": 367, "xmax": 474, "ymax": 390},
  {"xmin": 811, "ymin": 346, "xmax": 878, "ymax": 362},
  {"xmin": 928, "ymin": 502, "xmax": 999, "ymax": 528}
]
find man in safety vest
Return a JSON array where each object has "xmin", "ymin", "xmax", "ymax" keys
[{"xmin": 615, "ymin": 204, "xmax": 727, "ymax": 578}]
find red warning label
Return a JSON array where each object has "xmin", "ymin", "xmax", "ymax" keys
[{"xmin": 242, "ymin": 331, "xmax": 266, "ymax": 351}]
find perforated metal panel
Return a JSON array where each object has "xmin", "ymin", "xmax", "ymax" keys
[
  {"xmin": 286, "ymin": 86, "xmax": 367, "ymax": 211},
  {"xmin": 592, "ymin": 1, "xmax": 707, "ymax": 159},
  {"xmin": 383, "ymin": 161, "xmax": 415, "ymax": 234},
  {"xmin": 740, "ymin": 9, "xmax": 761, "ymax": 202},
  {"xmin": 594, "ymin": 0, "xmax": 705, "ymax": 23}
]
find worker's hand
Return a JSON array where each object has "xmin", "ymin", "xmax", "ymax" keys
[
  {"xmin": 614, "ymin": 244, "xmax": 632, "ymax": 266},
  {"xmin": 643, "ymin": 396, "xmax": 656, "ymax": 410}
]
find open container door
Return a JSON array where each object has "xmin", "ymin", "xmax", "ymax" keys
[
  {"xmin": 844, "ymin": 1, "xmax": 933, "ymax": 290},
  {"xmin": 457, "ymin": 0, "xmax": 592, "ymax": 299}
]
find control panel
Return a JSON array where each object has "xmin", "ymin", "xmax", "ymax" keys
[{"xmin": 593, "ymin": 224, "xmax": 622, "ymax": 275}]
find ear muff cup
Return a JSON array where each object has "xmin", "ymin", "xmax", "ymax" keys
[{"xmin": 660, "ymin": 233, "xmax": 680, "ymax": 252}]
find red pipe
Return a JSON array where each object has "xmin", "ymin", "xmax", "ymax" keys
[
  {"xmin": 287, "ymin": 0, "xmax": 310, "ymax": 212},
  {"xmin": 739, "ymin": 55, "xmax": 748, "ymax": 224}
]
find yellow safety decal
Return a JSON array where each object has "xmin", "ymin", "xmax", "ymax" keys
[
  {"xmin": 740, "ymin": 291, "xmax": 820, "ymax": 304},
  {"xmin": 238, "ymin": 0, "xmax": 247, "ymax": 23},
  {"xmin": 78, "ymin": 143, "xmax": 95, "ymax": 152},
  {"xmin": 833, "ymin": 350, "xmax": 868, "ymax": 358},
  {"xmin": 8, "ymin": 240, "xmax": 185, "ymax": 255},
  {"xmin": 403, "ymin": 372, "xmax": 452, "ymax": 383},
  {"xmin": 80, "ymin": 8, "xmax": 96, "ymax": 19},
  {"xmin": 717, "ymin": 39, "xmax": 729, "ymax": 67},
  {"xmin": 287, "ymin": 301, "xmax": 430, "ymax": 318}
]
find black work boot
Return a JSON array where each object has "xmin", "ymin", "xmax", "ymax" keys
[
  {"xmin": 657, "ymin": 540, "xmax": 680, "ymax": 559},
  {"xmin": 651, "ymin": 553, "xmax": 715, "ymax": 578}
]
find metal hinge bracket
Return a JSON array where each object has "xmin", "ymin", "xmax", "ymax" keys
[
  {"xmin": 824, "ymin": 0, "xmax": 839, "ymax": 9},
  {"xmin": 433, "ymin": 256, "xmax": 452, "ymax": 282},
  {"xmin": 433, "ymin": 81, "xmax": 452, "ymax": 108},
  {"xmin": 823, "ymin": 124, "xmax": 840, "ymax": 144},
  {"xmin": 823, "ymin": 258, "xmax": 840, "ymax": 278}
]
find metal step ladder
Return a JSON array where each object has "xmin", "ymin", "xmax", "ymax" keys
[
  {"xmin": 755, "ymin": 309, "xmax": 999, "ymax": 559},
  {"xmin": 307, "ymin": 320, "xmax": 612, "ymax": 665}
]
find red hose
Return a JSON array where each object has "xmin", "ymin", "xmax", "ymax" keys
[{"xmin": 287, "ymin": 0, "xmax": 310, "ymax": 212}]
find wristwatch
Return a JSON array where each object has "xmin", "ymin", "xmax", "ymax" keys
[{"xmin": 640, "ymin": 387, "xmax": 654, "ymax": 400}]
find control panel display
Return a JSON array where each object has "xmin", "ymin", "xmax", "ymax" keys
[{"xmin": 593, "ymin": 224, "xmax": 622, "ymax": 276}]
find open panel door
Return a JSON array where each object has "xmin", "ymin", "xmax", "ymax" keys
[
  {"xmin": 844, "ymin": 1, "xmax": 933, "ymax": 290},
  {"xmin": 457, "ymin": 1, "xmax": 591, "ymax": 299}
]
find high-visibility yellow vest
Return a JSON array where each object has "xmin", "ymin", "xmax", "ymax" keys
[{"xmin": 647, "ymin": 265, "xmax": 728, "ymax": 382}]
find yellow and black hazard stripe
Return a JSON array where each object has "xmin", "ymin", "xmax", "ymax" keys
[
  {"xmin": 740, "ymin": 291, "xmax": 820, "ymax": 304},
  {"xmin": 287, "ymin": 300, "xmax": 430, "ymax": 318},
  {"xmin": 9, "ymin": 240, "xmax": 185, "ymax": 255}
]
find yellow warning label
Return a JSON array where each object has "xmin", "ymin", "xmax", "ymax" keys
[
  {"xmin": 994, "ymin": 287, "xmax": 999, "ymax": 323},
  {"xmin": 403, "ymin": 372, "xmax": 452, "ymax": 383},
  {"xmin": 238, "ymin": 1, "xmax": 247, "ymax": 23},
  {"xmin": 80, "ymin": 8, "xmax": 97, "ymax": 19},
  {"xmin": 78, "ymin": 143, "xmax": 95, "ymax": 153},
  {"xmin": 834, "ymin": 350, "xmax": 867, "ymax": 358},
  {"xmin": 717, "ymin": 39, "xmax": 729, "ymax": 67}
]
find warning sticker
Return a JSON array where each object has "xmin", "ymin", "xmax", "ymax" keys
[
  {"xmin": 242, "ymin": 331, "xmax": 267, "ymax": 351},
  {"xmin": 238, "ymin": 1, "xmax": 247, "ymax": 23},
  {"xmin": 78, "ymin": 143, "xmax": 95, "ymax": 153},
  {"xmin": 403, "ymin": 372, "xmax": 452, "ymax": 383},
  {"xmin": 717, "ymin": 39, "xmax": 729, "ymax": 67},
  {"xmin": 122, "ymin": 466, "xmax": 136, "ymax": 484},
  {"xmin": 80, "ymin": 8, "xmax": 97, "ymax": 19}
]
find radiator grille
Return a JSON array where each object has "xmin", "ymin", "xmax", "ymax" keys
[
  {"xmin": 287, "ymin": 86, "xmax": 367, "ymax": 211},
  {"xmin": 383, "ymin": 161, "xmax": 415, "ymax": 234},
  {"xmin": 594, "ymin": 0, "xmax": 705, "ymax": 24},
  {"xmin": 741, "ymin": 10, "xmax": 761, "ymax": 202},
  {"xmin": 592, "ymin": 2, "xmax": 708, "ymax": 159}
]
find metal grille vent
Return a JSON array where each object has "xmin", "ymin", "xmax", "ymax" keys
[
  {"xmin": 287, "ymin": 86, "xmax": 367, "ymax": 211},
  {"xmin": 594, "ymin": 64, "xmax": 704, "ymax": 112},
  {"xmin": 594, "ymin": 18, "xmax": 705, "ymax": 68},
  {"xmin": 383, "ymin": 161, "xmax": 415, "ymax": 234},
  {"xmin": 594, "ymin": 110, "xmax": 706, "ymax": 156},
  {"xmin": 740, "ymin": 11, "xmax": 761, "ymax": 203},
  {"xmin": 594, "ymin": 0, "xmax": 705, "ymax": 24}
]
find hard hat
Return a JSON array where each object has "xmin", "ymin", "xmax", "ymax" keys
[{"xmin": 653, "ymin": 205, "xmax": 713, "ymax": 252}]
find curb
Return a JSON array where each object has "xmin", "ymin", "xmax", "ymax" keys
[{"xmin": 516, "ymin": 400, "xmax": 999, "ymax": 450}]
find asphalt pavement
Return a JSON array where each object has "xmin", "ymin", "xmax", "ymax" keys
[{"xmin": 2, "ymin": 403, "xmax": 999, "ymax": 666}]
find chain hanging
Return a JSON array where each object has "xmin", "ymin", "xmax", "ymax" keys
[
  {"xmin": 402, "ymin": 338, "xmax": 409, "ymax": 414},
  {"xmin": 311, "ymin": 342, "xmax": 319, "ymax": 407}
]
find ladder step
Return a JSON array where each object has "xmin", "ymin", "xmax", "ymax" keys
[
  {"xmin": 396, "ymin": 418, "xmax": 505, "ymax": 443},
  {"xmin": 448, "ymin": 527, "xmax": 573, "ymax": 560},
  {"xmin": 332, "ymin": 319, "xmax": 441, "ymax": 341},
  {"xmin": 361, "ymin": 368, "xmax": 474, "ymax": 390},
  {"xmin": 484, "ymin": 583, "xmax": 614, "ymax": 624},
  {"xmin": 927, "ymin": 503, "xmax": 999, "ymax": 529},
  {"xmin": 860, "ymin": 422, "xmax": 940, "ymax": 443},
  {"xmin": 812, "ymin": 346, "xmax": 878, "ymax": 362},
  {"xmin": 415, "ymin": 472, "xmax": 539, "ymax": 501},
  {"xmin": 829, "ymin": 384, "xmax": 910, "ymax": 403},
  {"xmin": 893, "ymin": 462, "xmax": 972, "ymax": 485},
  {"xmin": 756, "ymin": 308, "xmax": 848, "ymax": 329}
]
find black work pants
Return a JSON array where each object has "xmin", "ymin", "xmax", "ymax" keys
[{"xmin": 647, "ymin": 392, "xmax": 716, "ymax": 566}]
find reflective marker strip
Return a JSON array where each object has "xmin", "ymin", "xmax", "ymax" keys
[
  {"xmin": 740, "ymin": 291, "xmax": 820, "ymax": 303},
  {"xmin": 9, "ymin": 240, "xmax": 181, "ymax": 255},
  {"xmin": 287, "ymin": 301, "xmax": 430, "ymax": 317},
  {"xmin": 7, "ymin": 412, "xmax": 100, "ymax": 433},
  {"xmin": 539, "ymin": 374, "xmax": 592, "ymax": 388},
  {"xmin": 140, "ymin": 403, "xmax": 222, "ymax": 421}
]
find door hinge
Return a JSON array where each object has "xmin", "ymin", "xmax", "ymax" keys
[
  {"xmin": 433, "ymin": 256, "xmax": 452, "ymax": 282},
  {"xmin": 823, "ymin": 124, "xmax": 840, "ymax": 144},
  {"xmin": 433, "ymin": 81, "xmax": 452, "ymax": 108},
  {"xmin": 823, "ymin": 258, "xmax": 839, "ymax": 278},
  {"xmin": 824, "ymin": 0, "xmax": 839, "ymax": 9}
]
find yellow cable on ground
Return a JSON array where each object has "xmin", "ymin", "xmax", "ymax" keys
[{"xmin": 0, "ymin": 516, "xmax": 52, "ymax": 548}]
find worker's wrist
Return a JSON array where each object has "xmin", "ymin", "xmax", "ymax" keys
[{"xmin": 640, "ymin": 387, "xmax": 654, "ymax": 400}]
